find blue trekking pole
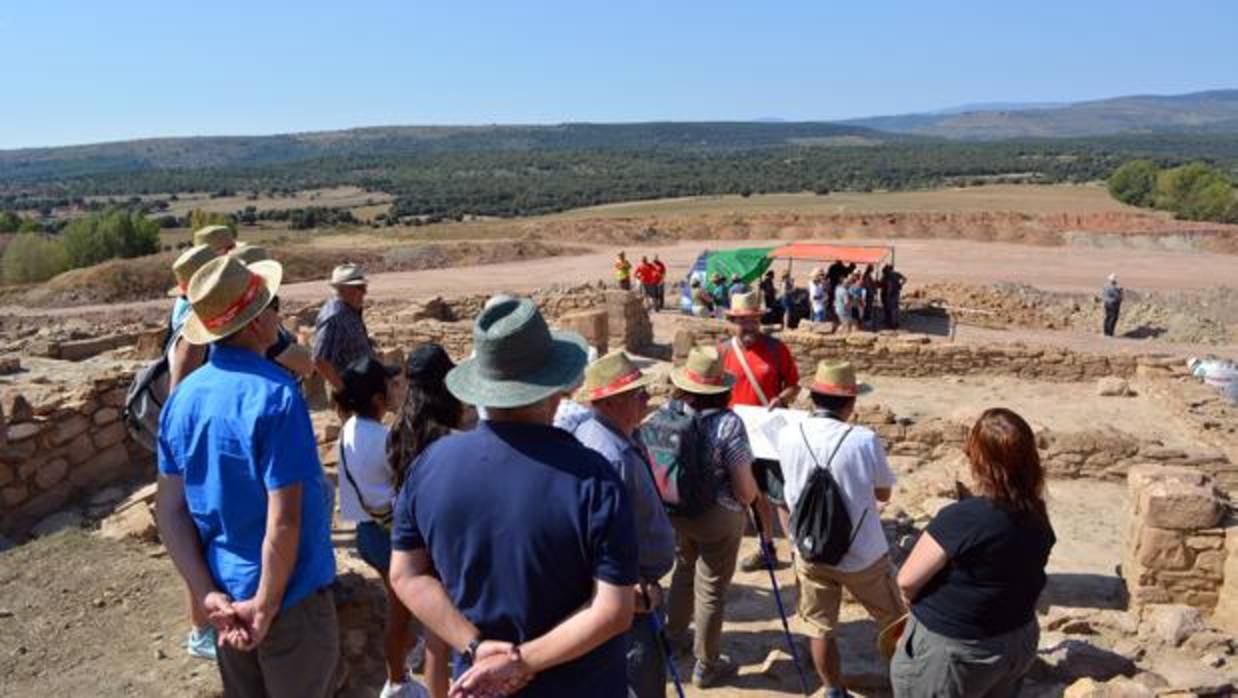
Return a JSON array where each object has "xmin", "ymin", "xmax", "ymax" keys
[
  {"xmin": 751, "ymin": 504, "xmax": 811, "ymax": 696},
  {"xmin": 646, "ymin": 609, "xmax": 687, "ymax": 698}
]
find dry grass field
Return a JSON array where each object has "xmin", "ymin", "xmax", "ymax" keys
[{"xmin": 546, "ymin": 184, "xmax": 1146, "ymax": 219}]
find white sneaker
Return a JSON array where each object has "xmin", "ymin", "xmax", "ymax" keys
[{"xmin": 380, "ymin": 677, "xmax": 429, "ymax": 698}]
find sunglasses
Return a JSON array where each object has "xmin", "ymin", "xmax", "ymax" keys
[{"xmin": 268, "ymin": 295, "xmax": 281, "ymax": 313}]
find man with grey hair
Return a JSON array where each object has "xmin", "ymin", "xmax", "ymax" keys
[
  {"xmin": 1101, "ymin": 273, "xmax": 1123, "ymax": 337},
  {"xmin": 390, "ymin": 297, "xmax": 638, "ymax": 697},
  {"xmin": 313, "ymin": 263, "xmax": 375, "ymax": 391}
]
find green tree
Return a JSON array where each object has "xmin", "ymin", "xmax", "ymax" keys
[
  {"xmin": 61, "ymin": 209, "xmax": 160, "ymax": 268},
  {"xmin": 1154, "ymin": 162, "xmax": 1227, "ymax": 211},
  {"xmin": 1107, "ymin": 159, "xmax": 1158, "ymax": 207},
  {"xmin": 1, "ymin": 233, "xmax": 71, "ymax": 284},
  {"xmin": 189, "ymin": 208, "xmax": 235, "ymax": 231}
]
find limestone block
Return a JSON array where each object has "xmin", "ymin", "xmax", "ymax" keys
[
  {"xmin": 6, "ymin": 422, "xmax": 45, "ymax": 442},
  {"xmin": 67, "ymin": 442, "xmax": 130, "ymax": 488},
  {"xmin": 50, "ymin": 414, "xmax": 91, "ymax": 446},
  {"xmin": 1139, "ymin": 604, "xmax": 1206, "ymax": 646},
  {"xmin": 1136, "ymin": 527, "xmax": 1191, "ymax": 571},
  {"xmin": 1126, "ymin": 464, "xmax": 1207, "ymax": 497},
  {"xmin": 1063, "ymin": 677, "xmax": 1153, "ymax": 698},
  {"xmin": 1139, "ymin": 481, "xmax": 1222, "ymax": 530},
  {"xmin": 33, "ymin": 458, "xmax": 68, "ymax": 490},
  {"xmin": 99, "ymin": 504, "xmax": 158, "ymax": 543},
  {"xmin": 557, "ymin": 309, "xmax": 609, "ymax": 355},
  {"xmin": 1, "ymin": 484, "xmax": 28, "ymax": 509},
  {"xmin": 65, "ymin": 433, "xmax": 94, "ymax": 465},
  {"xmin": 92, "ymin": 422, "xmax": 128, "ymax": 450},
  {"xmin": 100, "ymin": 388, "xmax": 127, "ymax": 409},
  {"xmin": 1097, "ymin": 377, "xmax": 1133, "ymax": 397},
  {"xmin": 92, "ymin": 407, "xmax": 120, "ymax": 426}
]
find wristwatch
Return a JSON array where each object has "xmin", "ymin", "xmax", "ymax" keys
[{"xmin": 463, "ymin": 637, "xmax": 482, "ymax": 666}]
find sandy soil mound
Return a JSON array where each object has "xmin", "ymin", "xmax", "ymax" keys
[{"xmin": 6, "ymin": 240, "xmax": 585, "ymax": 308}]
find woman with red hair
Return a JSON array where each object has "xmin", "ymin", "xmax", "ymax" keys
[{"xmin": 892, "ymin": 408, "xmax": 1056, "ymax": 698}]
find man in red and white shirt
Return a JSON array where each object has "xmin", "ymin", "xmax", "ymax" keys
[{"xmin": 717, "ymin": 291, "xmax": 800, "ymax": 571}]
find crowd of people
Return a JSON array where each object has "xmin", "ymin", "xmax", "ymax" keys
[{"xmin": 152, "ymin": 227, "xmax": 1056, "ymax": 698}]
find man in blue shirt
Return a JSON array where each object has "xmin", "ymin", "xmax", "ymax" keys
[
  {"xmin": 156, "ymin": 256, "xmax": 338, "ymax": 698},
  {"xmin": 390, "ymin": 297, "xmax": 639, "ymax": 697},
  {"xmin": 572, "ymin": 351, "xmax": 676, "ymax": 698}
]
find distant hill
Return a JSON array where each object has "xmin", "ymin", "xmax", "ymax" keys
[
  {"xmin": 843, "ymin": 89, "xmax": 1238, "ymax": 140},
  {"xmin": 0, "ymin": 122, "xmax": 900, "ymax": 184}
]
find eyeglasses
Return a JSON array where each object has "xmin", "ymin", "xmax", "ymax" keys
[{"xmin": 268, "ymin": 295, "xmax": 281, "ymax": 313}]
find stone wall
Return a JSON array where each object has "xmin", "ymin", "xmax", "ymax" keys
[
  {"xmin": 673, "ymin": 318, "xmax": 1154, "ymax": 381},
  {"xmin": 1, "ymin": 368, "xmax": 153, "ymax": 538},
  {"xmin": 1122, "ymin": 465, "xmax": 1233, "ymax": 612}
]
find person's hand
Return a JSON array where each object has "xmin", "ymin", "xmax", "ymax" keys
[
  {"xmin": 203, "ymin": 591, "xmax": 239, "ymax": 637},
  {"xmin": 223, "ymin": 598, "xmax": 278, "ymax": 651},
  {"xmin": 474, "ymin": 640, "xmax": 517, "ymax": 663},
  {"xmin": 450, "ymin": 650, "xmax": 533, "ymax": 698},
  {"xmin": 635, "ymin": 582, "xmax": 663, "ymax": 612},
  {"xmin": 767, "ymin": 397, "xmax": 784, "ymax": 411}
]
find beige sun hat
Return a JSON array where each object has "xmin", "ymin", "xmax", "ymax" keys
[
  {"xmin": 577, "ymin": 351, "xmax": 660, "ymax": 403},
  {"xmin": 192, "ymin": 225, "xmax": 237, "ymax": 251},
  {"xmin": 168, "ymin": 245, "xmax": 218, "ymax": 297},
  {"xmin": 229, "ymin": 243, "xmax": 271, "ymax": 266},
  {"xmin": 329, "ymin": 263, "xmax": 368, "ymax": 287},
  {"xmin": 725, "ymin": 290, "xmax": 763, "ymax": 319},
  {"xmin": 181, "ymin": 256, "xmax": 283, "ymax": 345},
  {"xmin": 670, "ymin": 346, "xmax": 735, "ymax": 395},
  {"xmin": 809, "ymin": 360, "xmax": 872, "ymax": 397}
]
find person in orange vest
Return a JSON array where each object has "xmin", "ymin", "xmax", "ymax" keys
[
  {"xmin": 717, "ymin": 291, "xmax": 801, "ymax": 571},
  {"xmin": 615, "ymin": 252, "xmax": 633, "ymax": 290}
]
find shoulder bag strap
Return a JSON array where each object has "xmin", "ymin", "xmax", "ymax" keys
[{"xmin": 731, "ymin": 337, "xmax": 769, "ymax": 406}]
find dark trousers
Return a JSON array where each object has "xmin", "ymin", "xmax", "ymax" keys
[
  {"xmin": 218, "ymin": 589, "xmax": 340, "ymax": 698},
  {"xmin": 1103, "ymin": 304, "xmax": 1120, "ymax": 336},
  {"xmin": 627, "ymin": 611, "xmax": 667, "ymax": 698}
]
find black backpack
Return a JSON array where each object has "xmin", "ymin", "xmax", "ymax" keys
[
  {"xmin": 640, "ymin": 400, "xmax": 715, "ymax": 516},
  {"xmin": 122, "ymin": 323, "xmax": 180, "ymax": 453},
  {"xmin": 789, "ymin": 422, "xmax": 868, "ymax": 565}
]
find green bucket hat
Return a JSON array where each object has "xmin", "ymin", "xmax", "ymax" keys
[{"xmin": 446, "ymin": 297, "xmax": 588, "ymax": 409}]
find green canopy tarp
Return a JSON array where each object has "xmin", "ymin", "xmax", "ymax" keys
[{"xmin": 704, "ymin": 246, "xmax": 775, "ymax": 284}]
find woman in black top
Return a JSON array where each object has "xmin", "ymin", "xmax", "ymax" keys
[{"xmin": 892, "ymin": 408, "xmax": 1056, "ymax": 698}]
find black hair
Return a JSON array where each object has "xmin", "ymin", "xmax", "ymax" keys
[
  {"xmin": 673, "ymin": 387, "xmax": 731, "ymax": 411},
  {"xmin": 387, "ymin": 369, "xmax": 464, "ymax": 490},
  {"xmin": 810, "ymin": 392, "xmax": 856, "ymax": 414}
]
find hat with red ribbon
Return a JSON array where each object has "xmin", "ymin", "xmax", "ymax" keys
[
  {"xmin": 577, "ymin": 351, "xmax": 660, "ymax": 403},
  {"xmin": 809, "ymin": 360, "xmax": 872, "ymax": 397},
  {"xmin": 670, "ymin": 346, "xmax": 735, "ymax": 395},
  {"xmin": 168, "ymin": 244, "xmax": 218, "ymax": 298},
  {"xmin": 181, "ymin": 255, "xmax": 282, "ymax": 345}
]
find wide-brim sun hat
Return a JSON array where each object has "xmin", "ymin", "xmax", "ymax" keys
[
  {"xmin": 181, "ymin": 256, "xmax": 282, "ymax": 345},
  {"xmin": 670, "ymin": 346, "xmax": 735, "ymax": 395},
  {"xmin": 725, "ymin": 290, "xmax": 764, "ymax": 319},
  {"xmin": 809, "ymin": 360, "xmax": 872, "ymax": 397},
  {"xmin": 192, "ymin": 224, "xmax": 236, "ymax": 250},
  {"xmin": 445, "ymin": 297, "xmax": 588, "ymax": 409},
  {"xmin": 230, "ymin": 242, "xmax": 271, "ymax": 266},
  {"xmin": 168, "ymin": 244, "xmax": 218, "ymax": 297},
  {"xmin": 330, "ymin": 263, "xmax": 368, "ymax": 287},
  {"xmin": 577, "ymin": 350, "xmax": 660, "ymax": 403}
]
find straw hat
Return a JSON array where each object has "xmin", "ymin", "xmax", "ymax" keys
[
  {"xmin": 181, "ymin": 256, "xmax": 282, "ymax": 345},
  {"xmin": 445, "ymin": 297, "xmax": 587, "ymax": 408},
  {"xmin": 330, "ymin": 263, "xmax": 368, "ymax": 287},
  {"xmin": 809, "ymin": 360, "xmax": 872, "ymax": 397},
  {"xmin": 229, "ymin": 243, "xmax": 271, "ymax": 266},
  {"xmin": 670, "ymin": 346, "xmax": 735, "ymax": 395},
  {"xmin": 192, "ymin": 225, "xmax": 236, "ymax": 251},
  {"xmin": 725, "ymin": 290, "xmax": 763, "ymax": 319},
  {"xmin": 577, "ymin": 351, "xmax": 659, "ymax": 403},
  {"xmin": 168, "ymin": 245, "xmax": 217, "ymax": 297}
]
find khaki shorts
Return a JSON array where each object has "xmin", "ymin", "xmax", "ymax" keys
[{"xmin": 796, "ymin": 554, "xmax": 906, "ymax": 637}]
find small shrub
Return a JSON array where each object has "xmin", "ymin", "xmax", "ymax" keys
[{"xmin": 1, "ymin": 232, "xmax": 71, "ymax": 284}]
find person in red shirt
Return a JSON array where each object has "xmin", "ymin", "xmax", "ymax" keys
[
  {"xmin": 652, "ymin": 255, "xmax": 668, "ymax": 311},
  {"xmin": 634, "ymin": 256, "xmax": 657, "ymax": 310},
  {"xmin": 717, "ymin": 291, "xmax": 801, "ymax": 571},
  {"xmin": 646, "ymin": 256, "xmax": 666, "ymax": 312}
]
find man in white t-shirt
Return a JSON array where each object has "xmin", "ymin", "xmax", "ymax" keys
[{"xmin": 776, "ymin": 361, "xmax": 905, "ymax": 698}]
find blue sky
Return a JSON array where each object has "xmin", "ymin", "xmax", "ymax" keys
[{"xmin": 2, "ymin": 1, "xmax": 1236, "ymax": 149}]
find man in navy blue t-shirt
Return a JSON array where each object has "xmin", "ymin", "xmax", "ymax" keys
[{"xmin": 390, "ymin": 297, "xmax": 639, "ymax": 697}]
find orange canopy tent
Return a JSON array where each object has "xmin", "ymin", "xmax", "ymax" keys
[{"xmin": 767, "ymin": 242, "xmax": 893, "ymax": 266}]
